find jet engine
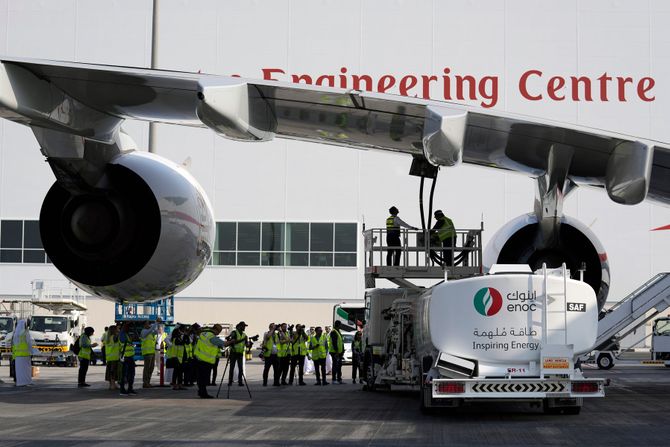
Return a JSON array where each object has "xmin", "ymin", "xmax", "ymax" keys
[
  {"xmin": 483, "ymin": 213, "xmax": 610, "ymax": 310},
  {"xmin": 39, "ymin": 152, "xmax": 215, "ymax": 302}
]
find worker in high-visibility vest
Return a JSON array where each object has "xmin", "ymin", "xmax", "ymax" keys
[
  {"xmin": 104, "ymin": 325, "xmax": 120, "ymax": 390},
  {"xmin": 386, "ymin": 206, "xmax": 418, "ymax": 266},
  {"xmin": 184, "ymin": 324, "xmax": 199, "ymax": 386},
  {"xmin": 78, "ymin": 326, "xmax": 98, "ymax": 388},
  {"xmin": 194, "ymin": 323, "xmax": 235, "ymax": 399},
  {"xmin": 140, "ymin": 318, "xmax": 161, "ymax": 388},
  {"xmin": 431, "ymin": 209, "xmax": 456, "ymax": 266},
  {"xmin": 277, "ymin": 323, "xmax": 291, "ymax": 385},
  {"xmin": 262, "ymin": 323, "xmax": 280, "ymax": 387},
  {"xmin": 330, "ymin": 321, "xmax": 345, "ymax": 384},
  {"xmin": 309, "ymin": 326, "xmax": 329, "ymax": 386},
  {"xmin": 11, "ymin": 319, "xmax": 34, "ymax": 387},
  {"xmin": 227, "ymin": 321, "xmax": 249, "ymax": 387},
  {"xmin": 167, "ymin": 325, "xmax": 187, "ymax": 390},
  {"xmin": 119, "ymin": 322, "xmax": 138, "ymax": 395},
  {"xmin": 288, "ymin": 324, "xmax": 309, "ymax": 386}
]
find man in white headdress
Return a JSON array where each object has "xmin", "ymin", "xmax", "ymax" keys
[{"xmin": 12, "ymin": 319, "xmax": 35, "ymax": 387}]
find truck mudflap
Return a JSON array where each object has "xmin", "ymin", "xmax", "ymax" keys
[{"xmin": 431, "ymin": 378, "xmax": 605, "ymax": 399}]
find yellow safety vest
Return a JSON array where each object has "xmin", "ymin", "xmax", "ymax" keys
[
  {"xmin": 106, "ymin": 336, "xmax": 120, "ymax": 362},
  {"xmin": 309, "ymin": 334, "xmax": 327, "ymax": 360},
  {"xmin": 291, "ymin": 334, "xmax": 309, "ymax": 356},
  {"xmin": 121, "ymin": 333, "xmax": 136, "ymax": 358},
  {"xmin": 12, "ymin": 332, "xmax": 30, "ymax": 358},
  {"xmin": 167, "ymin": 342, "xmax": 185, "ymax": 363},
  {"xmin": 79, "ymin": 334, "xmax": 92, "ymax": 360},
  {"xmin": 194, "ymin": 332, "xmax": 219, "ymax": 365},
  {"xmin": 331, "ymin": 330, "xmax": 344, "ymax": 355},
  {"xmin": 232, "ymin": 330, "xmax": 246, "ymax": 354},
  {"xmin": 436, "ymin": 216, "xmax": 455, "ymax": 241},
  {"xmin": 277, "ymin": 332, "xmax": 289, "ymax": 358},
  {"xmin": 141, "ymin": 332, "xmax": 157, "ymax": 356},
  {"xmin": 263, "ymin": 332, "xmax": 277, "ymax": 356}
]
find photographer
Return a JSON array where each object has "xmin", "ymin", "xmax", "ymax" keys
[
  {"xmin": 167, "ymin": 325, "xmax": 187, "ymax": 390},
  {"xmin": 227, "ymin": 321, "xmax": 249, "ymax": 387},
  {"xmin": 309, "ymin": 326, "xmax": 329, "ymax": 386},
  {"xmin": 277, "ymin": 323, "xmax": 291, "ymax": 385},
  {"xmin": 262, "ymin": 323, "xmax": 280, "ymax": 386},
  {"xmin": 288, "ymin": 324, "xmax": 309, "ymax": 386},
  {"xmin": 330, "ymin": 321, "xmax": 345, "ymax": 384},
  {"xmin": 194, "ymin": 323, "xmax": 236, "ymax": 399}
]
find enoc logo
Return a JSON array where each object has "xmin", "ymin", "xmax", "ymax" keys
[{"xmin": 474, "ymin": 287, "xmax": 503, "ymax": 316}]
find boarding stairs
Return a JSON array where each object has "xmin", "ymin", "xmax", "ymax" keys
[
  {"xmin": 595, "ymin": 273, "xmax": 670, "ymax": 350},
  {"xmin": 363, "ymin": 226, "xmax": 483, "ymax": 289}
]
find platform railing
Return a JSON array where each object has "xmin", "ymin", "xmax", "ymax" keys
[{"xmin": 363, "ymin": 227, "xmax": 483, "ymax": 270}]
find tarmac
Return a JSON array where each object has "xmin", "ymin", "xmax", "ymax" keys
[{"xmin": 0, "ymin": 355, "xmax": 669, "ymax": 447}]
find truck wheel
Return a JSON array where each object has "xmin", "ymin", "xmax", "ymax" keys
[
  {"xmin": 543, "ymin": 399, "xmax": 581, "ymax": 415},
  {"xmin": 597, "ymin": 353, "xmax": 614, "ymax": 370},
  {"xmin": 420, "ymin": 383, "xmax": 436, "ymax": 415},
  {"xmin": 563, "ymin": 406, "xmax": 581, "ymax": 415},
  {"xmin": 363, "ymin": 349, "xmax": 375, "ymax": 391}
]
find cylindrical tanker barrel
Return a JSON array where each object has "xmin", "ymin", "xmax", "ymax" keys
[{"xmin": 415, "ymin": 272, "xmax": 598, "ymax": 377}]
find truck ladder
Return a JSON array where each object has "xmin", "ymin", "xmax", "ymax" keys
[{"xmin": 595, "ymin": 273, "xmax": 670, "ymax": 349}]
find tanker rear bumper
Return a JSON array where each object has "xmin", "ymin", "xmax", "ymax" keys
[{"xmin": 431, "ymin": 377, "xmax": 605, "ymax": 400}]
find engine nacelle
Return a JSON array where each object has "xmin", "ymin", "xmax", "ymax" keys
[
  {"xmin": 483, "ymin": 213, "xmax": 610, "ymax": 310},
  {"xmin": 40, "ymin": 152, "xmax": 215, "ymax": 302}
]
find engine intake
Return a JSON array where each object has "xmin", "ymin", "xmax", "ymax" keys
[
  {"xmin": 483, "ymin": 214, "xmax": 610, "ymax": 310},
  {"xmin": 40, "ymin": 152, "xmax": 215, "ymax": 301}
]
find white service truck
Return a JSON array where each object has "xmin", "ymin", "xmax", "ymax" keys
[
  {"xmin": 362, "ymin": 264, "xmax": 605, "ymax": 414},
  {"xmin": 0, "ymin": 315, "xmax": 17, "ymax": 361},
  {"xmin": 29, "ymin": 313, "xmax": 83, "ymax": 366},
  {"xmin": 651, "ymin": 317, "xmax": 670, "ymax": 363}
]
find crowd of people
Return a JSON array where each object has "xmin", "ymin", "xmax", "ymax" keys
[
  {"xmin": 259, "ymin": 320, "xmax": 362, "ymax": 388},
  {"xmin": 8, "ymin": 317, "xmax": 364, "ymax": 399}
]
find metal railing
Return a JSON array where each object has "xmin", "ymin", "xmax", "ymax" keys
[
  {"xmin": 363, "ymin": 226, "xmax": 483, "ymax": 270},
  {"xmin": 31, "ymin": 279, "xmax": 87, "ymax": 310}
]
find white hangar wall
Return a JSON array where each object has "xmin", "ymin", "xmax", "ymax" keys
[{"xmin": 0, "ymin": 0, "xmax": 668, "ymax": 336}]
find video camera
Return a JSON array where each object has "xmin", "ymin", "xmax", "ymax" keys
[{"xmin": 249, "ymin": 334, "xmax": 260, "ymax": 342}]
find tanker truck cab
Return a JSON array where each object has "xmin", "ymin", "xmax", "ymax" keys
[{"xmin": 362, "ymin": 264, "xmax": 605, "ymax": 415}]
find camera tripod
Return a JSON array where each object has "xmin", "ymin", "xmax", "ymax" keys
[{"xmin": 216, "ymin": 348, "xmax": 252, "ymax": 400}]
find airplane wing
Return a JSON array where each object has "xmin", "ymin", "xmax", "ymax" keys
[{"xmin": 0, "ymin": 56, "xmax": 667, "ymax": 206}]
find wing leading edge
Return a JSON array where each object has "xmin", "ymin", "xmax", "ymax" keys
[{"xmin": 0, "ymin": 56, "xmax": 667, "ymax": 206}]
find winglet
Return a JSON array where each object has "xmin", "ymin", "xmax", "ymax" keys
[
  {"xmin": 196, "ymin": 78, "xmax": 276, "ymax": 142},
  {"xmin": 422, "ymin": 105, "xmax": 467, "ymax": 167}
]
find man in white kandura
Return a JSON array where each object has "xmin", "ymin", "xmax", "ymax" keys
[{"xmin": 12, "ymin": 319, "xmax": 36, "ymax": 387}]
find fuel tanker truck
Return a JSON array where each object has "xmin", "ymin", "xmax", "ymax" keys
[{"xmin": 361, "ymin": 264, "xmax": 605, "ymax": 414}]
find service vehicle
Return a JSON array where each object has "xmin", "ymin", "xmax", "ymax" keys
[
  {"xmin": 333, "ymin": 303, "xmax": 365, "ymax": 332},
  {"xmin": 362, "ymin": 264, "xmax": 605, "ymax": 414},
  {"xmin": 651, "ymin": 317, "xmax": 670, "ymax": 363},
  {"xmin": 29, "ymin": 312, "xmax": 83, "ymax": 366},
  {"xmin": 342, "ymin": 331, "xmax": 356, "ymax": 364},
  {"xmin": 114, "ymin": 297, "xmax": 175, "ymax": 361}
]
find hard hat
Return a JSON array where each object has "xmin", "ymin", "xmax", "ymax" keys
[
  {"xmin": 434, "ymin": 210, "xmax": 444, "ymax": 217},
  {"xmin": 389, "ymin": 206, "xmax": 399, "ymax": 214}
]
